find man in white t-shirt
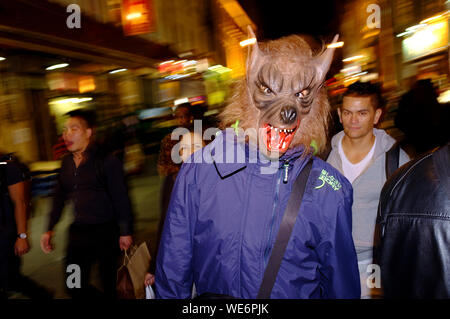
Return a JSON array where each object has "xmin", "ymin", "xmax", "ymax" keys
[{"xmin": 327, "ymin": 81, "xmax": 410, "ymax": 298}]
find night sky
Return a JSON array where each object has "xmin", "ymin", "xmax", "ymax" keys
[
  {"xmin": 237, "ymin": 0, "xmax": 344, "ymax": 76},
  {"xmin": 238, "ymin": 0, "xmax": 341, "ymax": 42}
]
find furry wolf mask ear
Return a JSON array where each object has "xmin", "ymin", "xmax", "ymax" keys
[{"xmin": 220, "ymin": 26, "xmax": 338, "ymax": 159}]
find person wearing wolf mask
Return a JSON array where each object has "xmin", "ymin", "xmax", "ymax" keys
[{"xmin": 155, "ymin": 28, "xmax": 360, "ymax": 299}]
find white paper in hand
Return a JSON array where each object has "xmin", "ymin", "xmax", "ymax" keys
[{"xmin": 146, "ymin": 285, "xmax": 156, "ymax": 299}]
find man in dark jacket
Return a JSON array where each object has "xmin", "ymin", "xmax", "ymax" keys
[
  {"xmin": 40, "ymin": 109, "xmax": 134, "ymax": 299},
  {"xmin": 377, "ymin": 142, "xmax": 450, "ymax": 298},
  {"xmin": 0, "ymin": 155, "xmax": 29, "ymax": 298}
]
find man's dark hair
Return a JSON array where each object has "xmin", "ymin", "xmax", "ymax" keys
[
  {"xmin": 175, "ymin": 103, "xmax": 192, "ymax": 113},
  {"xmin": 66, "ymin": 109, "xmax": 97, "ymax": 128},
  {"xmin": 343, "ymin": 81, "xmax": 384, "ymax": 109}
]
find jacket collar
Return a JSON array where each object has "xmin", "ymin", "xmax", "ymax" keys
[{"xmin": 211, "ymin": 129, "xmax": 310, "ymax": 178}]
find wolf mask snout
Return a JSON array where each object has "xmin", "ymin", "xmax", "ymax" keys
[{"xmin": 280, "ymin": 106, "xmax": 297, "ymax": 125}]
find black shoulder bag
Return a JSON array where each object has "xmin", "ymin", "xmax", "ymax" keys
[{"xmin": 385, "ymin": 142, "xmax": 400, "ymax": 180}]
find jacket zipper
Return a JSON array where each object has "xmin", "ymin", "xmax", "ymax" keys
[
  {"xmin": 283, "ymin": 162, "xmax": 289, "ymax": 183},
  {"xmin": 238, "ymin": 164, "xmax": 255, "ymax": 296},
  {"xmin": 263, "ymin": 160, "xmax": 289, "ymax": 266}
]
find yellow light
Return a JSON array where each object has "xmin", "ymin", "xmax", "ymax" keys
[
  {"xmin": 0, "ymin": 57, "xmax": 5, "ymax": 61},
  {"xmin": 420, "ymin": 10, "xmax": 450, "ymax": 24},
  {"xmin": 342, "ymin": 55, "xmax": 364, "ymax": 62},
  {"xmin": 160, "ymin": 60, "xmax": 174, "ymax": 65},
  {"xmin": 126, "ymin": 12, "xmax": 142, "ymax": 20},
  {"xmin": 403, "ymin": 23, "xmax": 442, "ymax": 57},
  {"xmin": 438, "ymin": 89, "xmax": 450, "ymax": 103},
  {"xmin": 363, "ymin": 30, "xmax": 380, "ymax": 39},
  {"xmin": 240, "ymin": 38, "xmax": 257, "ymax": 47},
  {"xmin": 327, "ymin": 41, "xmax": 344, "ymax": 49},
  {"xmin": 49, "ymin": 97, "xmax": 93, "ymax": 105},
  {"xmin": 78, "ymin": 76, "xmax": 96, "ymax": 93},
  {"xmin": 208, "ymin": 65, "xmax": 223, "ymax": 70},
  {"xmin": 421, "ymin": 14, "xmax": 443, "ymax": 24},
  {"xmin": 397, "ymin": 31, "xmax": 413, "ymax": 38},
  {"xmin": 341, "ymin": 65, "xmax": 361, "ymax": 74},
  {"xmin": 174, "ymin": 98, "xmax": 189, "ymax": 105}
]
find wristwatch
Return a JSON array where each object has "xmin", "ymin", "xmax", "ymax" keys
[{"xmin": 18, "ymin": 233, "xmax": 28, "ymax": 239}]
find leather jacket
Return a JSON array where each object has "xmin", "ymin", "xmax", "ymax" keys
[{"xmin": 377, "ymin": 143, "xmax": 450, "ymax": 298}]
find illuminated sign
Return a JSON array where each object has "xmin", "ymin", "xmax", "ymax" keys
[
  {"xmin": 78, "ymin": 76, "xmax": 96, "ymax": 93},
  {"xmin": 402, "ymin": 20, "xmax": 448, "ymax": 61},
  {"xmin": 121, "ymin": 0, "xmax": 155, "ymax": 36}
]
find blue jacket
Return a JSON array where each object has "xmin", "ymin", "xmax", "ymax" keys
[{"xmin": 155, "ymin": 130, "xmax": 360, "ymax": 299}]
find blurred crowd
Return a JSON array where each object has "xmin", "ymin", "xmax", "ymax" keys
[{"xmin": 0, "ymin": 73, "xmax": 449, "ymax": 300}]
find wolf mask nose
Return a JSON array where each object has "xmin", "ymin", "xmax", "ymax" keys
[{"xmin": 280, "ymin": 107, "xmax": 297, "ymax": 124}]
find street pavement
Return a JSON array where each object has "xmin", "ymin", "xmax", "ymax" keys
[{"xmin": 12, "ymin": 155, "xmax": 163, "ymax": 299}]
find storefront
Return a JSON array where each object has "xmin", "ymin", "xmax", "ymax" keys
[
  {"xmin": 398, "ymin": 11, "xmax": 450, "ymax": 95},
  {"xmin": 0, "ymin": 0, "xmax": 175, "ymax": 162}
]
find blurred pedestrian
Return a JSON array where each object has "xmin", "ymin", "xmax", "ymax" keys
[
  {"xmin": 145, "ymin": 129, "xmax": 205, "ymax": 288},
  {"xmin": 377, "ymin": 142, "xmax": 450, "ymax": 298},
  {"xmin": 40, "ymin": 109, "xmax": 134, "ymax": 299},
  {"xmin": 0, "ymin": 153, "xmax": 51, "ymax": 299},
  {"xmin": 395, "ymin": 79, "xmax": 448, "ymax": 157},
  {"xmin": 326, "ymin": 81, "xmax": 410, "ymax": 298},
  {"xmin": 157, "ymin": 103, "xmax": 194, "ymax": 177}
]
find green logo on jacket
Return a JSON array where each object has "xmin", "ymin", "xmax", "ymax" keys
[{"xmin": 315, "ymin": 169, "xmax": 342, "ymax": 191}]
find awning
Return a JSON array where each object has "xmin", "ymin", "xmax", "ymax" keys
[{"xmin": 0, "ymin": 0, "xmax": 176, "ymax": 68}]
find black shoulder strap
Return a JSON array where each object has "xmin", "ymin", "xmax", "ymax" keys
[
  {"xmin": 257, "ymin": 159, "xmax": 313, "ymax": 299},
  {"xmin": 433, "ymin": 143, "xmax": 450, "ymax": 195},
  {"xmin": 385, "ymin": 142, "xmax": 400, "ymax": 180}
]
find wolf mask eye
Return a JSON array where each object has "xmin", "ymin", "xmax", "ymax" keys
[
  {"xmin": 295, "ymin": 89, "xmax": 309, "ymax": 98},
  {"xmin": 258, "ymin": 82, "xmax": 273, "ymax": 95}
]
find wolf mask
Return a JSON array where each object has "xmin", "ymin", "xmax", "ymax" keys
[{"xmin": 220, "ymin": 27, "xmax": 338, "ymax": 159}]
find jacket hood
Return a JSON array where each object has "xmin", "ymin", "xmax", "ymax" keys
[{"xmin": 330, "ymin": 128, "xmax": 397, "ymax": 161}]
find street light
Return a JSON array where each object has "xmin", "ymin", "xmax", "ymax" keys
[
  {"xmin": 240, "ymin": 38, "xmax": 256, "ymax": 47},
  {"xmin": 342, "ymin": 55, "xmax": 364, "ymax": 62},
  {"xmin": 109, "ymin": 68, "xmax": 127, "ymax": 74},
  {"xmin": 327, "ymin": 41, "xmax": 344, "ymax": 49},
  {"xmin": 46, "ymin": 63, "xmax": 69, "ymax": 70}
]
